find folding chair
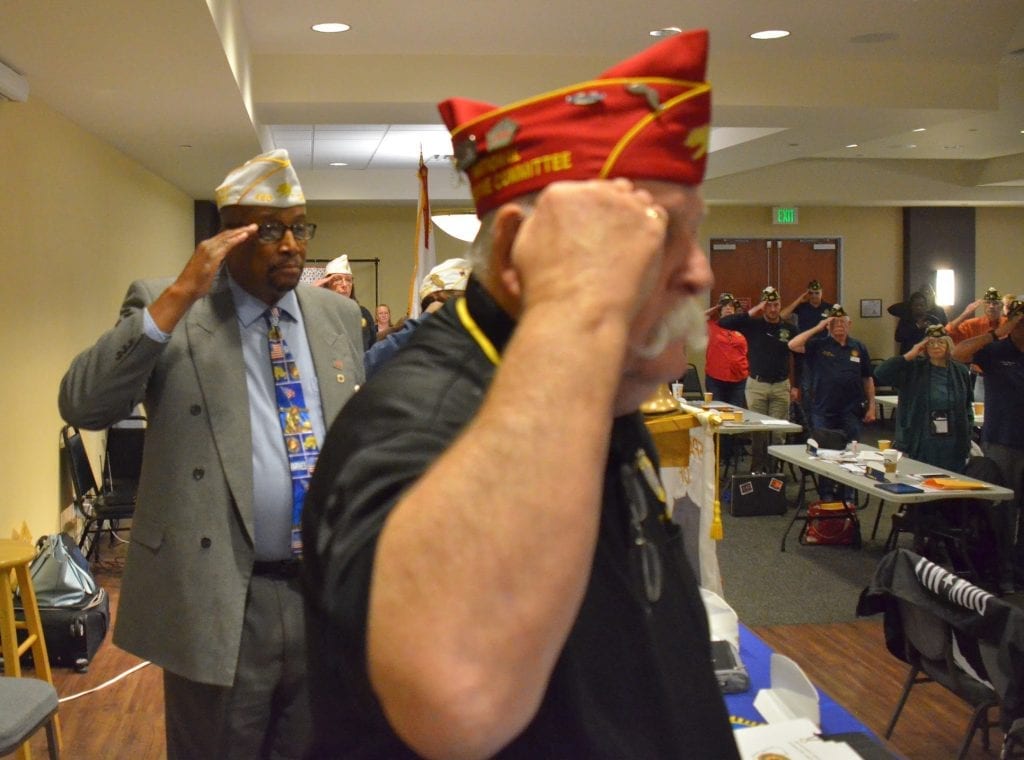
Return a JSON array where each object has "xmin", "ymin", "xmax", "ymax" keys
[
  {"xmin": 60, "ymin": 425, "xmax": 136, "ymax": 562},
  {"xmin": 0, "ymin": 677, "xmax": 59, "ymax": 759},
  {"xmin": 859, "ymin": 549, "xmax": 1024, "ymax": 759}
]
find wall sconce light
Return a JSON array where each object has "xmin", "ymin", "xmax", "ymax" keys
[
  {"xmin": 431, "ymin": 211, "xmax": 481, "ymax": 242},
  {"xmin": 935, "ymin": 269, "xmax": 956, "ymax": 307}
]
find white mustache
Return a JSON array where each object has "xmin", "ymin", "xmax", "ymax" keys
[{"xmin": 632, "ymin": 298, "xmax": 708, "ymax": 360}]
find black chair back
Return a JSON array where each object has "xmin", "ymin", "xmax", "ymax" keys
[{"xmin": 61, "ymin": 425, "xmax": 99, "ymax": 501}]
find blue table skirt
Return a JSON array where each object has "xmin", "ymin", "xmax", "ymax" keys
[{"xmin": 724, "ymin": 624, "xmax": 872, "ymax": 737}]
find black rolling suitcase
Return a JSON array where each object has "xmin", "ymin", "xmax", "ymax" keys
[
  {"xmin": 38, "ymin": 588, "xmax": 110, "ymax": 672},
  {"xmin": 17, "ymin": 588, "xmax": 110, "ymax": 672},
  {"xmin": 13, "ymin": 534, "xmax": 110, "ymax": 673}
]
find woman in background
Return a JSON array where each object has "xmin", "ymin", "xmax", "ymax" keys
[
  {"xmin": 874, "ymin": 323, "xmax": 974, "ymax": 472},
  {"xmin": 374, "ymin": 304, "xmax": 395, "ymax": 341}
]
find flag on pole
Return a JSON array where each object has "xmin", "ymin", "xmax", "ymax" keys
[{"xmin": 408, "ymin": 152, "xmax": 436, "ymax": 317}]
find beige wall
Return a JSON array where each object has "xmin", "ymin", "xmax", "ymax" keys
[
  {"xmin": 977, "ymin": 208, "xmax": 1024, "ymax": 300},
  {"xmin": 698, "ymin": 206, "xmax": 905, "ymax": 375},
  {"xmin": 3, "ymin": 96, "xmax": 1021, "ymax": 539},
  {"xmin": 309, "ymin": 205, "xmax": 471, "ymax": 319},
  {"xmin": 0, "ymin": 99, "xmax": 193, "ymax": 541}
]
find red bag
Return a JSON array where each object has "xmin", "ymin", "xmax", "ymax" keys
[{"xmin": 802, "ymin": 501, "xmax": 860, "ymax": 546}]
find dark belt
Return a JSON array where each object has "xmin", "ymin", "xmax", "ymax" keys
[
  {"xmin": 252, "ymin": 559, "xmax": 301, "ymax": 579},
  {"xmin": 750, "ymin": 374, "xmax": 787, "ymax": 384}
]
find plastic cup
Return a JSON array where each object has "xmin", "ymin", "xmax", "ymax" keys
[
  {"xmin": 973, "ymin": 402, "xmax": 984, "ymax": 416},
  {"xmin": 877, "ymin": 439, "xmax": 891, "ymax": 451},
  {"xmin": 671, "ymin": 383, "xmax": 683, "ymax": 400},
  {"xmin": 704, "ymin": 392, "xmax": 713, "ymax": 403},
  {"xmin": 883, "ymin": 450, "xmax": 898, "ymax": 474}
]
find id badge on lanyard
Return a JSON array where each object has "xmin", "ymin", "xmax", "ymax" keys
[{"xmin": 930, "ymin": 410, "xmax": 950, "ymax": 436}]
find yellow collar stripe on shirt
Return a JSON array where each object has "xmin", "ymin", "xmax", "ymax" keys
[{"xmin": 456, "ymin": 297, "xmax": 502, "ymax": 366}]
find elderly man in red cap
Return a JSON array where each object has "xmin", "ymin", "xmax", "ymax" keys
[
  {"xmin": 303, "ymin": 29, "xmax": 738, "ymax": 759},
  {"xmin": 60, "ymin": 149, "xmax": 365, "ymax": 758}
]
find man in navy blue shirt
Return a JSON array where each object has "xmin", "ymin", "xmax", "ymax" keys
[
  {"xmin": 954, "ymin": 307, "xmax": 1024, "ymax": 581},
  {"xmin": 789, "ymin": 304, "xmax": 876, "ymax": 441},
  {"xmin": 785, "ymin": 280, "xmax": 834, "ymax": 423}
]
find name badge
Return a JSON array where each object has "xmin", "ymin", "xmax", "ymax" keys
[
  {"xmin": 930, "ymin": 410, "xmax": 950, "ymax": 436},
  {"xmin": 849, "ymin": 355, "xmax": 860, "ymax": 363}
]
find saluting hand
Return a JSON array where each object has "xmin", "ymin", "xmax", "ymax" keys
[{"xmin": 149, "ymin": 224, "xmax": 257, "ymax": 333}]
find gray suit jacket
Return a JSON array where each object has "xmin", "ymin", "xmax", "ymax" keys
[{"xmin": 58, "ymin": 275, "xmax": 365, "ymax": 685}]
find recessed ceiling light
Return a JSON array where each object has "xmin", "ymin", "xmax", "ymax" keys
[
  {"xmin": 912, "ymin": 128, "xmax": 926, "ymax": 132},
  {"xmin": 312, "ymin": 22, "xmax": 350, "ymax": 33},
  {"xmin": 845, "ymin": 144, "xmax": 859, "ymax": 148},
  {"xmin": 750, "ymin": 30, "xmax": 790, "ymax": 40},
  {"xmin": 649, "ymin": 27, "xmax": 682, "ymax": 38},
  {"xmin": 329, "ymin": 162, "xmax": 349, "ymax": 167}
]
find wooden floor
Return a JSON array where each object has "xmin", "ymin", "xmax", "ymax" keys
[{"xmin": 16, "ymin": 558, "xmax": 1008, "ymax": 759}]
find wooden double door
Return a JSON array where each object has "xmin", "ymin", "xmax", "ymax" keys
[{"xmin": 708, "ymin": 238, "xmax": 840, "ymax": 310}]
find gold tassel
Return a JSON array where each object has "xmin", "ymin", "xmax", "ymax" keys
[
  {"xmin": 711, "ymin": 498, "xmax": 724, "ymax": 541},
  {"xmin": 710, "ymin": 424, "xmax": 724, "ymax": 541}
]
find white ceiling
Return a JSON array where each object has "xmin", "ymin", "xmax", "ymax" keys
[{"xmin": 3, "ymin": 0, "xmax": 1024, "ymax": 207}]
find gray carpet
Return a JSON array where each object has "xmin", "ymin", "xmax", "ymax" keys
[{"xmin": 714, "ymin": 416, "xmax": 906, "ymax": 626}]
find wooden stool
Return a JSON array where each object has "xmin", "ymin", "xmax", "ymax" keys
[{"xmin": 0, "ymin": 540, "xmax": 62, "ymax": 759}]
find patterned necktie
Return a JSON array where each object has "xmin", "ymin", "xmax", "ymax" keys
[{"xmin": 266, "ymin": 307, "xmax": 319, "ymax": 557}]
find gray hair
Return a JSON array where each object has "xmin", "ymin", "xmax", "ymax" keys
[{"xmin": 466, "ymin": 194, "xmax": 539, "ymax": 282}]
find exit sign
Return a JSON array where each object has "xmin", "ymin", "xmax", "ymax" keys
[{"xmin": 772, "ymin": 206, "xmax": 799, "ymax": 225}]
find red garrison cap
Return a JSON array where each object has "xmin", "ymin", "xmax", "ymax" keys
[{"xmin": 438, "ymin": 29, "xmax": 710, "ymax": 218}]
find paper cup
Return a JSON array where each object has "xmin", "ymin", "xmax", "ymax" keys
[{"xmin": 883, "ymin": 449, "xmax": 898, "ymax": 473}]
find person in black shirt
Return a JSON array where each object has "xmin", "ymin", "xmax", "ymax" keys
[
  {"xmin": 718, "ymin": 284, "xmax": 797, "ymax": 470},
  {"xmin": 302, "ymin": 29, "xmax": 739, "ymax": 760},
  {"xmin": 890, "ymin": 288, "xmax": 947, "ymax": 353},
  {"xmin": 953, "ymin": 308, "xmax": 1024, "ymax": 585}
]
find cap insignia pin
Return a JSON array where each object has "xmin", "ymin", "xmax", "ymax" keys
[
  {"xmin": 453, "ymin": 135, "xmax": 479, "ymax": 172},
  {"xmin": 625, "ymin": 83, "xmax": 662, "ymax": 112},
  {"xmin": 485, "ymin": 118, "xmax": 519, "ymax": 151},
  {"xmin": 565, "ymin": 90, "xmax": 606, "ymax": 106}
]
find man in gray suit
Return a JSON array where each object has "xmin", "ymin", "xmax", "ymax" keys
[{"xmin": 59, "ymin": 149, "xmax": 364, "ymax": 759}]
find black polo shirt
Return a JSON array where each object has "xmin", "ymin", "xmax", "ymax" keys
[
  {"xmin": 718, "ymin": 313, "xmax": 795, "ymax": 382},
  {"xmin": 302, "ymin": 279, "xmax": 739, "ymax": 759}
]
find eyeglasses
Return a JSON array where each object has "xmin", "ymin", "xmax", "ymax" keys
[
  {"xmin": 255, "ymin": 221, "xmax": 317, "ymax": 243},
  {"xmin": 619, "ymin": 461, "xmax": 663, "ymax": 604}
]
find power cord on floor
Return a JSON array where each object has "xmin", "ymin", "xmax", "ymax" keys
[{"xmin": 57, "ymin": 660, "xmax": 151, "ymax": 703}]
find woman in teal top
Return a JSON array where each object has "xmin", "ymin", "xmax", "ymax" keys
[{"xmin": 874, "ymin": 325, "xmax": 975, "ymax": 472}]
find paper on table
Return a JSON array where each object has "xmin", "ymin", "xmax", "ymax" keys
[
  {"xmin": 760, "ymin": 419, "xmax": 793, "ymax": 426},
  {"xmin": 754, "ymin": 653, "xmax": 820, "ymax": 726},
  {"xmin": 856, "ymin": 451, "xmax": 885, "ymax": 463},
  {"xmin": 734, "ymin": 718, "xmax": 862, "ymax": 759}
]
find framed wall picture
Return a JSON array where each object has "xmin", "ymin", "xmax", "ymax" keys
[{"xmin": 860, "ymin": 298, "xmax": 882, "ymax": 318}]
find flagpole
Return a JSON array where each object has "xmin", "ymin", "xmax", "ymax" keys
[{"xmin": 409, "ymin": 151, "xmax": 435, "ymax": 318}]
